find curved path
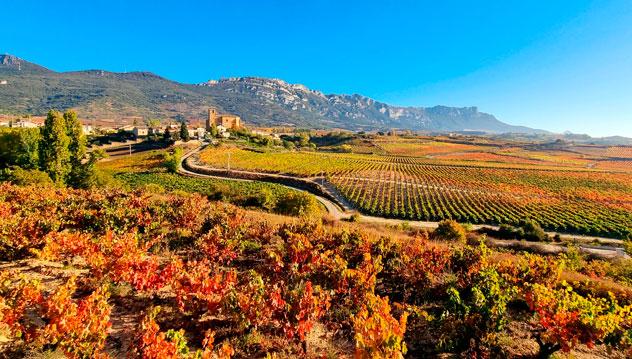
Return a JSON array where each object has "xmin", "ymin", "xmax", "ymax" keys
[{"xmin": 178, "ymin": 144, "xmax": 627, "ymax": 259}]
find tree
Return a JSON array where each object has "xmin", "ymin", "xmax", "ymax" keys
[
  {"xmin": 519, "ymin": 220, "xmax": 548, "ymax": 242},
  {"xmin": 298, "ymin": 133, "xmax": 310, "ymax": 147},
  {"xmin": 39, "ymin": 110, "xmax": 71, "ymax": 184},
  {"xmin": 0, "ymin": 166, "xmax": 52, "ymax": 186},
  {"xmin": 163, "ymin": 127, "xmax": 173, "ymax": 144},
  {"xmin": 210, "ymin": 124, "xmax": 219, "ymax": 138},
  {"xmin": 275, "ymin": 191, "xmax": 319, "ymax": 217},
  {"xmin": 0, "ymin": 127, "xmax": 40, "ymax": 169},
  {"xmin": 163, "ymin": 148, "xmax": 182, "ymax": 173},
  {"xmin": 69, "ymin": 149, "xmax": 106, "ymax": 189},
  {"xmin": 64, "ymin": 110, "xmax": 88, "ymax": 188},
  {"xmin": 146, "ymin": 118, "xmax": 161, "ymax": 130},
  {"xmin": 180, "ymin": 122, "xmax": 190, "ymax": 142}
]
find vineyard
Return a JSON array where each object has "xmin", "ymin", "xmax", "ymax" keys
[
  {"xmin": 198, "ymin": 145, "xmax": 632, "ymax": 238},
  {"xmin": 2, "ymin": 183, "xmax": 632, "ymax": 358},
  {"xmin": 97, "ymin": 148, "xmax": 322, "ymax": 217}
]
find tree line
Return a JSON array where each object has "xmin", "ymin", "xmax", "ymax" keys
[{"xmin": 0, "ymin": 110, "xmax": 104, "ymax": 188}]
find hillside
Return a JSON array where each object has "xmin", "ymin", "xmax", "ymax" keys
[{"xmin": 0, "ymin": 54, "xmax": 542, "ymax": 133}]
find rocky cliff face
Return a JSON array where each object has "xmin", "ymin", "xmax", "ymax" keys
[
  {"xmin": 197, "ymin": 77, "xmax": 537, "ymax": 132},
  {"xmin": 0, "ymin": 55, "xmax": 541, "ymax": 133}
]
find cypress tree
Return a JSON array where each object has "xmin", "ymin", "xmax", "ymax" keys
[
  {"xmin": 39, "ymin": 110, "xmax": 71, "ymax": 184},
  {"xmin": 180, "ymin": 122, "xmax": 190, "ymax": 142},
  {"xmin": 64, "ymin": 110, "xmax": 88, "ymax": 187}
]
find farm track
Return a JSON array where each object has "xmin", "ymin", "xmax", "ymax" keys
[{"xmin": 177, "ymin": 145, "xmax": 627, "ymax": 260}]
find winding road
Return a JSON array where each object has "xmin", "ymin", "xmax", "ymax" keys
[{"xmin": 178, "ymin": 144, "xmax": 627, "ymax": 260}]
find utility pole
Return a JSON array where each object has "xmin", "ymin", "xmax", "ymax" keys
[
  {"xmin": 227, "ymin": 152, "xmax": 231, "ymax": 171},
  {"xmin": 129, "ymin": 143, "xmax": 132, "ymax": 156}
]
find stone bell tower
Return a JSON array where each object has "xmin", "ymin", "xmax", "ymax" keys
[{"xmin": 206, "ymin": 108, "xmax": 217, "ymax": 130}]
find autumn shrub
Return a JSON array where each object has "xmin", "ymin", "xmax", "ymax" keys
[
  {"xmin": 352, "ymin": 293, "xmax": 408, "ymax": 359},
  {"xmin": 396, "ymin": 236, "xmax": 451, "ymax": 301},
  {"xmin": 440, "ymin": 267, "xmax": 515, "ymax": 353},
  {"xmin": 526, "ymin": 283, "xmax": 632, "ymax": 357},
  {"xmin": 0, "ymin": 276, "xmax": 111, "ymax": 358},
  {"xmin": 433, "ymin": 219, "xmax": 466, "ymax": 242}
]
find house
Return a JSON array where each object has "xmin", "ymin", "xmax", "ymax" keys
[
  {"xmin": 13, "ymin": 120, "xmax": 40, "ymax": 128},
  {"xmin": 0, "ymin": 80, "xmax": 7, "ymax": 85},
  {"xmin": 206, "ymin": 108, "xmax": 241, "ymax": 131},
  {"xmin": 82, "ymin": 124, "xmax": 93, "ymax": 135},
  {"xmin": 149, "ymin": 127, "xmax": 164, "ymax": 135},
  {"xmin": 133, "ymin": 127, "xmax": 149, "ymax": 137},
  {"xmin": 195, "ymin": 127, "xmax": 206, "ymax": 138}
]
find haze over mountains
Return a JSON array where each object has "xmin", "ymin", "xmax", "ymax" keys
[{"xmin": 0, "ymin": 54, "xmax": 548, "ymax": 133}]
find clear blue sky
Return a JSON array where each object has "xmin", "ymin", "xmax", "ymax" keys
[{"xmin": 2, "ymin": 0, "xmax": 631, "ymax": 136}]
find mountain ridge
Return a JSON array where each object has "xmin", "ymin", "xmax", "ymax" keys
[{"xmin": 0, "ymin": 54, "xmax": 545, "ymax": 133}]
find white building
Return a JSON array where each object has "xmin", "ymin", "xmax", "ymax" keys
[
  {"xmin": 0, "ymin": 80, "xmax": 7, "ymax": 85},
  {"xmin": 82, "ymin": 124, "xmax": 93, "ymax": 135},
  {"xmin": 149, "ymin": 127, "xmax": 164, "ymax": 135},
  {"xmin": 133, "ymin": 127, "xmax": 149, "ymax": 137},
  {"xmin": 13, "ymin": 120, "xmax": 40, "ymax": 128},
  {"xmin": 195, "ymin": 127, "xmax": 206, "ymax": 138}
]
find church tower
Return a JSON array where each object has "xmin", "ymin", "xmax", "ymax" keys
[{"xmin": 206, "ymin": 108, "xmax": 217, "ymax": 130}]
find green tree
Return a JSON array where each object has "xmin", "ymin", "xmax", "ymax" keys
[
  {"xmin": 163, "ymin": 127, "xmax": 173, "ymax": 143},
  {"xmin": 70, "ymin": 149, "xmax": 107, "ymax": 189},
  {"xmin": 210, "ymin": 124, "xmax": 219, "ymax": 138},
  {"xmin": 179, "ymin": 122, "xmax": 190, "ymax": 142},
  {"xmin": 146, "ymin": 118, "xmax": 161, "ymax": 130},
  {"xmin": 0, "ymin": 127, "xmax": 40, "ymax": 169},
  {"xmin": 298, "ymin": 133, "xmax": 310, "ymax": 147},
  {"xmin": 0, "ymin": 166, "xmax": 52, "ymax": 186},
  {"xmin": 64, "ymin": 110, "xmax": 88, "ymax": 187},
  {"xmin": 163, "ymin": 148, "xmax": 182, "ymax": 173},
  {"xmin": 275, "ymin": 191, "xmax": 319, "ymax": 217},
  {"xmin": 39, "ymin": 110, "xmax": 71, "ymax": 184}
]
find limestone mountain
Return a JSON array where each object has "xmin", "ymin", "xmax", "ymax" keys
[{"xmin": 0, "ymin": 54, "xmax": 542, "ymax": 133}]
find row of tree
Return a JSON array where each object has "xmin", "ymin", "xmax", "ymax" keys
[{"xmin": 0, "ymin": 110, "xmax": 102, "ymax": 188}]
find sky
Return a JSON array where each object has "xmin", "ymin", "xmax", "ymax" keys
[{"xmin": 2, "ymin": 0, "xmax": 631, "ymax": 137}]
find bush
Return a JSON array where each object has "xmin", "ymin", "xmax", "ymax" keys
[
  {"xmin": 434, "ymin": 220, "xmax": 466, "ymax": 242},
  {"xmin": 0, "ymin": 166, "xmax": 53, "ymax": 186},
  {"xmin": 275, "ymin": 191, "xmax": 319, "ymax": 217},
  {"xmin": 163, "ymin": 148, "xmax": 183, "ymax": 173},
  {"xmin": 519, "ymin": 220, "xmax": 547, "ymax": 242}
]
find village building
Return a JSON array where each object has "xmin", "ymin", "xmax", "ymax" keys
[
  {"xmin": 82, "ymin": 124, "xmax": 93, "ymax": 135},
  {"xmin": 149, "ymin": 127, "xmax": 163, "ymax": 135},
  {"xmin": 206, "ymin": 108, "xmax": 241, "ymax": 131},
  {"xmin": 187, "ymin": 127, "xmax": 206, "ymax": 139},
  {"xmin": 12, "ymin": 120, "xmax": 40, "ymax": 128},
  {"xmin": 133, "ymin": 127, "xmax": 149, "ymax": 137}
]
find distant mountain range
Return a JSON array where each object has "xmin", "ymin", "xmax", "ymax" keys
[{"xmin": 0, "ymin": 54, "xmax": 547, "ymax": 133}]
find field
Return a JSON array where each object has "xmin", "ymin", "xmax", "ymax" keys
[
  {"xmin": 2, "ymin": 183, "xmax": 632, "ymax": 358},
  {"xmin": 198, "ymin": 137, "xmax": 632, "ymax": 238},
  {"xmin": 97, "ymin": 148, "xmax": 323, "ymax": 217}
]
